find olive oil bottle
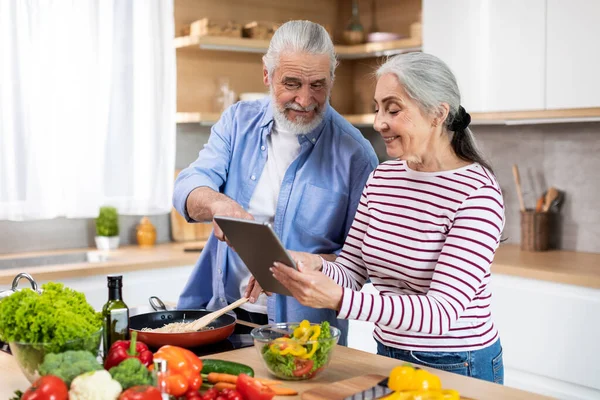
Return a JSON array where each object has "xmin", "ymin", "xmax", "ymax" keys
[{"xmin": 102, "ymin": 275, "xmax": 129, "ymax": 356}]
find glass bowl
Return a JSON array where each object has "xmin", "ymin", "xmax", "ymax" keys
[
  {"xmin": 251, "ymin": 322, "xmax": 340, "ymax": 380},
  {"xmin": 9, "ymin": 327, "xmax": 103, "ymax": 383}
]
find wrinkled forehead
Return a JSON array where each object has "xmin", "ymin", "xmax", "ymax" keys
[{"xmin": 274, "ymin": 52, "xmax": 331, "ymax": 81}]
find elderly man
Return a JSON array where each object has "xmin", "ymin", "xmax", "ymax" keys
[{"xmin": 174, "ymin": 20, "xmax": 378, "ymax": 345}]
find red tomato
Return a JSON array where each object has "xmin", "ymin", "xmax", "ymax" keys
[
  {"xmin": 202, "ymin": 388, "xmax": 219, "ymax": 400},
  {"xmin": 22, "ymin": 375, "xmax": 68, "ymax": 400},
  {"xmin": 226, "ymin": 391, "xmax": 243, "ymax": 400},
  {"xmin": 119, "ymin": 386, "xmax": 163, "ymax": 400},
  {"xmin": 215, "ymin": 396, "xmax": 227, "ymax": 400},
  {"xmin": 293, "ymin": 358, "xmax": 314, "ymax": 377},
  {"xmin": 235, "ymin": 374, "xmax": 275, "ymax": 400},
  {"xmin": 185, "ymin": 389, "xmax": 202, "ymax": 400}
]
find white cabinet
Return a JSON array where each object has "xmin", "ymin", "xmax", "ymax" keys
[
  {"xmin": 39, "ymin": 265, "xmax": 195, "ymax": 312},
  {"xmin": 348, "ymin": 277, "xmax": 600, "ymax": 400},
  {"xmin": 491, "ymin": 274, "xmax": 600, "ymax": 400},
  {"xmin": 546, "ymin": 0, "xmax": 600, "ymax": 109},
  {"xmin": 423, "ymin": 0, "xmax": 546, "ymax": 113}
]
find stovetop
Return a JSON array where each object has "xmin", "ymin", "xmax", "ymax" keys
[
  {"xmin": 0, "ymin": 320, "xmax": 258, "ymax": 357},
  {"xmin": 0, "ymin": 334, "xmax": 254, "ymax": 357}
]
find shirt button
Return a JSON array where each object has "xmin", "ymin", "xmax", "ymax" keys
[
  {"xmin": 311, "ymin": 138, "xmax": 316, "ymax": 143},
  {"xmin": 251, "ymin": 175, "xmax": 256, "ymax": 181},
  {"xmin": 218, "ymin": 268, "xmax": 222, "ymax": 275},
  {"xmin": 220, "ymin": 298, "xmax": 226, "ymax": 303},
  {"xmin": 261, "ymin": 145, "xmax": 266, "ymax": 151}
]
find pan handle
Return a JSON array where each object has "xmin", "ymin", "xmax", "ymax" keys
[{"xmin": 149, "ymin": 296, "xmax": 167, "ymax": 311}]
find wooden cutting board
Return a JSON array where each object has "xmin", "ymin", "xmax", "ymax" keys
[
  {"xmin": 302, "ymin": 374, "xmax": 475, "ymax": 400},
  {"xmin": 301, "ymin": 374, "xmax": 388, "ymax": 400},
  {"xmin": 171, "ymin": 169, "xmax": 213, "ymax": 242}
]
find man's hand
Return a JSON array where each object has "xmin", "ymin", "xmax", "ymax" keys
[
  {"xmin": 210, "ymin": 199, "xmax": 254, "ymax": 246},
  {"xmin": 244, "ymin": 276, "xmax": 272, "ymax": 303}
]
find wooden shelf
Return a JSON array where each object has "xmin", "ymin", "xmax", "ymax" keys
[
  {"xmin": 176, "ymin": 112, "xmax": 220, "ymax": 125},
  {"xmin": 175, "ymin": 35, "xmax": 422, "ymax": 60},
  {"xmin": 177, "ymin": 108, "xmax": 600, "ymax": 127},
  {"xmin": 176, "ymin": 112, "xmax": 374, "ymax": 126}
]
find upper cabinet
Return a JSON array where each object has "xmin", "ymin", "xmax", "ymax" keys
[
  {"xmin": 422, "ymin": 0, "xmax": 546, "ymax": 113},
  {"xmin": 546, "ymin": 0, "xmax": 600, "ymax": 109}
]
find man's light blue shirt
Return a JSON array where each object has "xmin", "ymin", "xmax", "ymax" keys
[{"xmin": 174, "ymin": 97, "xmax": 378, "ymax": 345}]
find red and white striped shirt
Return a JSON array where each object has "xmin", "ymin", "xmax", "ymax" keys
[{"xmin": 323, "ymin": 160, "xmax": 505, "ymax": 352}]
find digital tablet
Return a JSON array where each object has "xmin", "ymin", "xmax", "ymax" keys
[{"xmin": 213, "ymin": 216, "xmax": 297, "ymax": 296}]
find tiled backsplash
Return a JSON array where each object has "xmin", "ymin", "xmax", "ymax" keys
[
  {"xmin": 363, "ymin": 122, "xmax": 600, "ymax": 253},
  {"xmin": 1, "ymin": 121, "xmax": 598, "ymax": 254}
]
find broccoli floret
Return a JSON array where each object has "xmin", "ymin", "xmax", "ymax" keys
[
  {"xmin": 39, "ymin": 350, "xmax": 103, "ymax": 386},
  {"xmin": 108, "ymin": 358, "xmax": 154, "ymax": 390}
]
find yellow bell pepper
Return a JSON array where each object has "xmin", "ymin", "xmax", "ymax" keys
[
  {"xmin": 380, "ymin": 389, "xmax": 459, "ymax": 400},
  {"xmin": 269, "ymin": 337, "xmax": 308, "ymax": 357},
  {"xmin": 293, "ymin": 320, "xmax": 322, "ymax": 343},
  {"xmin": 388, "ymin": 365, "xmax": 442, "ymax": 392}
]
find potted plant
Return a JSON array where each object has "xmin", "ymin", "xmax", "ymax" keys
[{"xmin": 95, "ymin": 206, "xmax": 120, "ymax": 250}]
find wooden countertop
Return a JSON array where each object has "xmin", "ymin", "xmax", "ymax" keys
[
  {"xmin": 491, "ymin": 244, "xmax": 600, "ymax": 289},
  {"xmin": 0, "ymin": 346, "xmax": 549, "ymax": 400},
  {"xmin": 0, "ymin": 241, "xmax": 206, "ymax": 285},
  {"xmin": 1, "ymin": 242, "xmax": 598, "ymax": 289}
]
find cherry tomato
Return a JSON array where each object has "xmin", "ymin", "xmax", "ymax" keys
[
  {"xmin": 119, "ymin": 386, "xmax": 162, "ymax": 400},
  {"xmin": 293, "ymin": 358, "xmax": 314, "ymax": 377},
  {"xmin": 22, "ymin": 375, "xmax": 68, "ymax": 400},
  {"xmin": 226, "ymin": 391, "xmax": 243, "ymax": 400},
  {"xmin": 236, "ymin": 374, "xmax": 275, "ymax": 400},
  {"xmin": 216, "ymin": 396, "xmax": 227, "ymax": 400},
  {"xmin": 185, "ymin": 389, "xmax": 202, "ymax": 400},
  {"xmin": 202, "ymin": 388, "xmax": 219, "ymax": 400}
]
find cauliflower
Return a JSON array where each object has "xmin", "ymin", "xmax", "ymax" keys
[{"xmin": 69, "ymin": 370, "xmax": 122, "ymax": 400}]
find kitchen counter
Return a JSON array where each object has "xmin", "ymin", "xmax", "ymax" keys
[
  {"xmin": 492, "ymin": 244, "xmax": 600, "ymax": 289},
  {"xmin": 1, "ymin": 241, "xmax": 599, "ymax": 289},
  {"xmin": 0, "ymin": 241, "xmax": 206, "ymax": 286},
  {"xmin": 0, "ymin": 345, "xmax": 550, "ymax": 400}
]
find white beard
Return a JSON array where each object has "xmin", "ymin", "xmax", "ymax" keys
[{"xmin": 270, "ymin": 91, "xmax": 328, "ymax": 135}]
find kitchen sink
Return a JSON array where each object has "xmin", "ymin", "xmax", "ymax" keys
[{"xmin": 0, "ymin": 251, "xmax": 108, "ymax": 270}]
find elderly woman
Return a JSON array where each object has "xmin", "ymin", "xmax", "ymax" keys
[{"xmin": 269, "ymin": 52, "xmax": 505, "ymax": 384}]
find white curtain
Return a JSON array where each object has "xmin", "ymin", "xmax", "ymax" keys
[{"xmin": 0, "ymin": 0, "xmax": 176, "ymax": 221}]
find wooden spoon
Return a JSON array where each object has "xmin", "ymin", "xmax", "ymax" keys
[
  {"xmin": 542, "ymin": 187, "xmax": 560, "ymax": 212},
  {"xmin": 512, "ymin": 165, "xmax": 526, "ymax": 212},
  {"xmin": 183, "ymin": 297, "xmax": 249, "ymax": 332}
]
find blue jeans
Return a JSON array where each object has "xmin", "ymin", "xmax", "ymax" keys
[{"xmin": 376, "ymin": 339, "xmax": 504, "ymax": 384}]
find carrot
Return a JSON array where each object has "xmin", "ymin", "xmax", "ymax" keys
[
  {"xmin": 268, "ymin": 386, "xmax": 298, "ymax": 396},
  {"xmin": 206, "ymin": 372, "xmax": 238, "ymax": 384},
  {"xmin": 255, "ymin": 378, "xmax": 282, "ymax": 385},
  {"xmin": 213, "ymin": 382, "xmax": 237, "ymax": 391}
]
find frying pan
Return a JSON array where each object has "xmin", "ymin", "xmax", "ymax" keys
[{"xmin": 129, "ymin": 297, "xmax": 236, "ymax": 348}]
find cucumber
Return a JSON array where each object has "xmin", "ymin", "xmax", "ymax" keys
[{"xmin": 201, "ymin": 359, "xmax": 255, "ymax": 377}]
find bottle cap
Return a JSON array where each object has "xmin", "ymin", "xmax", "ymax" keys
[
  {"xmin": 107, "ymin": 275, "xmax": 123, "ymax": 288},
  {"xmin": 153, "ymin": 358, "xmax": 168, "ymax": 373}
]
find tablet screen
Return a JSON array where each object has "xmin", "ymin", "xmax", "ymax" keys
[{"xmin": 213, "ymin": 216, "xmax": 297, "ymax": 296}]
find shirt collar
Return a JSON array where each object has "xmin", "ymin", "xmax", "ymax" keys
[{"xmin": 260, "ymin": 98, "xmax": 331, "ymax": 145}]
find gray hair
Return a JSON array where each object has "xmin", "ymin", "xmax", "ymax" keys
[
  {"xmin": 377, "ymin": 52, "xmax": 493, "ymax": 172},
  {"xmin": 263, "ymin": 20, "xmax": 338, "ymax": 81}
]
